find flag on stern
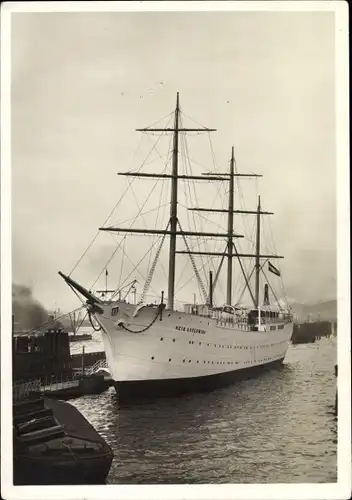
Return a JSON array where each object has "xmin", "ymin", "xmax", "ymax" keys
[{"xmin": 268, "ymin": 262, "xmax": 281, "ymax": 276}]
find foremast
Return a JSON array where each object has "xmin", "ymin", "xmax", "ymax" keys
[
  {"xmin": 99, "ymin": 93, "xmax": 243, "ymax": 311},
  {"xmin": 168, "ymin": 93, "xmax": 180, "ymax": 310}
]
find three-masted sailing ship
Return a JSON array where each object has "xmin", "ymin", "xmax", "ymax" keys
[{"xmin": 59, "ymin": 93, "xmax": 293, "ymax": 400}]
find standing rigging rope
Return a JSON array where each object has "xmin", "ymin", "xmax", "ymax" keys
[
  {"xmin": 111, "ymin": 235, "xmax": 165, "ymax": 300},
  {"xmin": 140, "ymin": 221, "xmax": 170, "ymax": 303},
  {"xmin": 144, "ymin": 132, "xmax": 173, "ymax": 282},
  {"xmin": 90, "ymin": 157, "xmax": 171, "ymax": 291},
  {"xmin": 19, "ymin": 306, "xmax": 85, "ymax": 337},
  {"xmin": 70, "ymin": 113, "xmax": 173, "ymax": 280},
  {"xmin": 177, "ymin": 219, "xmax": 208, "ymax": 303},
  {"xmin": 180, "ymin": 116, "xmax": 209, "ymax": 287}
]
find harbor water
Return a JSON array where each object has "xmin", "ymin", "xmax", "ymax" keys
[{"xmin": 71, "ymin": 334, "xmax": 337, "ymax": 484}]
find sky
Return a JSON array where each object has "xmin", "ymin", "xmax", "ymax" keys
[{"xmin": 11, "ymin": 8, "xmax": 337, "ymax": 312}]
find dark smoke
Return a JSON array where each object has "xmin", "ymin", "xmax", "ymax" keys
[{"xmin": 12, "ymin": 284, "xmax": 49, "ymax": 332}]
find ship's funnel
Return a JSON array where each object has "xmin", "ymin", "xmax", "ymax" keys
[{"xmin": 58, "ymin": 271, "xmax": 103, "ymax": 307}]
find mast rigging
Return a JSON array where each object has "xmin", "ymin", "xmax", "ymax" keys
[{"xmin": 97, "ymin": 93, "xmax": 282, "ymax": 311}]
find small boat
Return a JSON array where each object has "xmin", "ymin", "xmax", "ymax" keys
[
  {"xmin": 13, "ymin": 381, "xmax": 113, "ymax": 484},
  {"xmin": 68, "ymin": 333, "xmax": 92, "ymax": 342}
]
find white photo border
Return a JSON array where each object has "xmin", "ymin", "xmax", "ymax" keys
[{"xmin": 1, "ymin": 2, "xmax": 350, "ymax": 499}]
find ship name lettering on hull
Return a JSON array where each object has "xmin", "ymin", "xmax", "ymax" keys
[{"xmin": 175, "ymin": 325, "xmax": 206, "ymax": 335}]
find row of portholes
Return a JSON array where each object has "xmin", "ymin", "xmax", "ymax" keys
[
  {"xmin": 187, "ymin": 340, "xmax": 285, "ymax": 349},
  {"xmin": 149, "ymin": 356, "xmax": 282, "ymax": 365},
  {"xmin": 151, "ymin": 358, "xmax": 240, "ymax": 365},
  {"xmin": 159, "ymin": 337, "xmax": 288, "ymax": 349},
  {"xmin": 243, "ymin": 355, "xmax": 281, "ymax": 365},
  {"xmin": 150, "ymin": 356, "xmax": 238, "ymax": 365},
  {"xmin": 181, "ymin": 360, "xmax": 239, "ymax": 365}
]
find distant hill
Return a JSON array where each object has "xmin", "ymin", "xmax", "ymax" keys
[{"xmin": 291, "ymin": 300, "xmax": 337, "ymax": 322}]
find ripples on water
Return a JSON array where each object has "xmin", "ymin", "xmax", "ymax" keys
[{"xmin": 72, "ymin": 336, "xmax": 337, "ymax": 483}]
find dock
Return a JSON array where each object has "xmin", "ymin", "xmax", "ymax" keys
[
  {"xmin": 13, "ymin": 326, "xmax": 111, "ymax": 399},
  {"xmin": 292, "ymin": 320, "xmax": 334, "ymax": 344}
]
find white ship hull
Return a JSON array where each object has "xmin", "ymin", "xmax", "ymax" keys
[{"xmin": 94, "ymin": 301, "xmax": 293, "ymax": 399}]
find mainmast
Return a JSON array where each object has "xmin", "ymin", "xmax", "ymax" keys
[
  {"xmin": 255, "ymin": 196, "xmax": 261, "ymax": 308},
  {"xmin": 168, "ymin": 93, "xmax": 180, "ymax": 310},
  {"xmin": 226, "ymin": 147, "xmax": 235, "ymax": 305}
]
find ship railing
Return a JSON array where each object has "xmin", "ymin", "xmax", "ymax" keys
[
  {"xmin": 215, "ymin": 318, "xmax": 251, "ymax": 331},
  {"xmin": 84, "ymin": 358, "xmax": 108, "ymax": 375},
  {"xmin": 71, "ymin": 358, "xmax": 108, "ymax": 378},
  {"xmin": 41, "ymin": 374, "xmax": 80, "ymax": 393}
]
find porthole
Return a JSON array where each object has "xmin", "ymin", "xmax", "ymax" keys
[
  {"xmin": 197, "ymin": 360, "xmax": 199, "ymax": 363},
  {"xmin": 189, "ymin": 360, "xmax": 191, "ymax": 363},
  {"xmin": 173, "ymin": 339, "xmax": 175, "ymax": 342},
  {"xmin": 183, "ymin": 359, "xmax": 185, "ymax": 363},
  {"xmin": 199, "ymin": 342, "xmax": 202, "ymax": 345},
  {"xmin": 151, "ymin": 356, "xmax": 154, "ymax": 360},
  {"xmin": 169, "ymin": 358, "xmax": 171, "ymax": 362},
  {"xmin": 160, "ymin": 338, "xmax": 163, "ymax": 341}
]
